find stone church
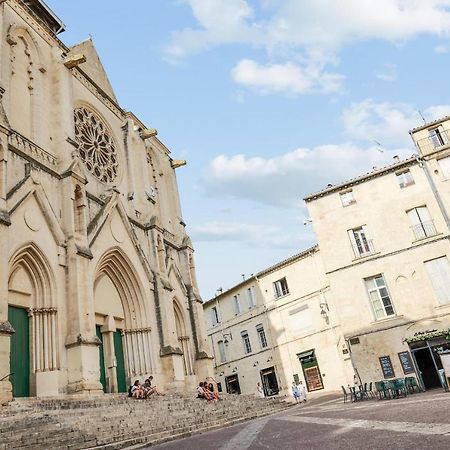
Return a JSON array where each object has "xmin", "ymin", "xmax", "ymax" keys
[{"xmin": 0, "ymin": 0, "xmax": 212, "ymax": 403}]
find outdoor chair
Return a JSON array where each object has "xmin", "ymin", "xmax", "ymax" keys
[
  {"xmin": 368, "ymin": 381, "xmax": 376, "ymax": 399},
  {"xmin": 360, "ymin": 383, "xmax": 369, "ymax": 400},
  {"xmin": 375, "ymin": 381, "xmax": 390, "ymax": 400},
  {"xmin": 405, "ymin": 376, "xmax": 421, "ymax": 394},
  {"xmin": 349, "ymin": 386, "xmax": 362, "ymax": 402},
  {"xmin": 389, "ymin": 378, "xmax": 407, "ymax": 398},
  {"xmin": 341, "ymin": 385, "xmax": 349, "ymax": 403}
]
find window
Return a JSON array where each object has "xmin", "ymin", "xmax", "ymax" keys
[
  {"xmin": 348, "ymin": 226, "xmax": 374, "ymax": 258},
  {"xmin": 247, "ymin": 287, "xmax": 256, "ymax": 308},
  {"xmin": 429, "ymin": 126, "xmax": 448, "ymax": 148},
  {"xmin": 340, "ymin": 190, "xmax": 356, "ymax": 207},
  {"xmin": 217, "ymin": 340, "xmax": 226, "ymax": 363},
  {"xmin": 425, "ymin": 257, "xmax": 450, "ymax": 305},
  {"xmin": 365, "ymin": 275, "xmax": 395, "ymax": 320},
  {"xmin": 233, "ymin": 295, "xmax": 241, "ymax": 315},
  {"xmin": 256, "ymin": 324, "xmax": 268, "ymax": 348},
  {"xmin": 438, "ymin": 156, "xmax": 450, "ymax": 179},
  {"xmin": 273, "ymin": 277, "xmax": 289, "ymax": 298},
  {"xmin": 241, "ymin": 331, "xmax": 252, "ymax": 354},
  {"xmin": 289, "ymin": 305, "xmax": 313, "ymax": 336},
  {"xmin": 407, "ymin": 206, "xmax": 437, "ymax": 240},
  {"xmin": 211, "ymin": 306, "xmax": 220, "ymax": 326},
  {"xmin": 396, "ymin": 170, "xmax": 414, "ymax": 188}
]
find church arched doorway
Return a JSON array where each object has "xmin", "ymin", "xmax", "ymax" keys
[{"xmin": 94, "ymin": 249, "xmax": 153, "ymax": 393}]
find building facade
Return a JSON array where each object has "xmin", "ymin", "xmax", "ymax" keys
[
  {"xmin": 305, "ymin": 127, "xmax": 450, "ymax": 389},
  {"xmin": 203, "ymin": 248, "xmax": 353, "ymax": 397},
  {"xmin": 205, "ymin": 116, "xmax": 450, "ymax": 396},
  {"xmin": 0, "ymin": 0, "xmax": 212, "ymax": 403}
]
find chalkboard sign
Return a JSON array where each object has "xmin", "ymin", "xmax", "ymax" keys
[
  {"xmin": 379, "ymin": 355, "xmax": 395, "ymax": 379},
  {"xmin": 398, "ymin": 351, "xmax": 415, "ymax": 375}
]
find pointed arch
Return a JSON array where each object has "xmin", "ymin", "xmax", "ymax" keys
[
  {"xmin": 8, "ymin": 242, "xmax": 59, "ymax": 374},
  {"xmin": 173, "ymin": 298, "xmax": 186, "ymax": 337},
  {"xmin": 9, "ymin": 242, "xmax": 55, "ymax": 308},
  {"xmin": 95, "ymin": 247, "xmax": 147, "ymax": 328}
]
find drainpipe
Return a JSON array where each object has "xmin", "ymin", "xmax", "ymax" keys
[{"xmin": 409, "ymin": 132, "xmax": 450, "ymax": 233}]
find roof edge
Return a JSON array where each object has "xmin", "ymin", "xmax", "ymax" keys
[{"xmin": 303, "ymin": 156, "xmax": 418, "ymax": 202}]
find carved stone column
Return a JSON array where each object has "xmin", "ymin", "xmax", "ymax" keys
[
  {"xmin": 0, "ymin": 85, "xmax": 12, "ymax": 404},
  {"xmin": 61, "ymin": 158, "xmax": 102, "ymax": 394}
]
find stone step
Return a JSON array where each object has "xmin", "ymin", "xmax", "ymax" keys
[{"xmin": 0, "ymin": 395, "xmax": 291, "ymax": 449}]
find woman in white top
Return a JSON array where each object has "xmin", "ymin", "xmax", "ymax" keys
[{"xmin": 256, "ymin": 382, "xmax": 265, "ymax": 398}]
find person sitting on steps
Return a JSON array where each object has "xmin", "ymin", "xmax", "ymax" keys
[
  {"xmin": 143, "ymin": 376, "xmax": 162, "ymax": 397},
  {"xmin": 130, "ymin": 380, "xmax": 145, "ymax": 399}
]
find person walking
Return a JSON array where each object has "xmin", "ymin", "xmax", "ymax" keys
[
  {"xmin": 291, "ymin": 381, "xmax": 301, "ymax": 404},
  {"xmin": 298, "ymin": 380, "xmax": 307, "ymax": 403},
  {"xmin": 256, "ymin": 382, "xmax": 265, "ymax": 398}
]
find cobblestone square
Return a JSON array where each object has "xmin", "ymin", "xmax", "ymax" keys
[{"xmin": 152, "ymin": 390, "xmax": 450, "ymax": 450}]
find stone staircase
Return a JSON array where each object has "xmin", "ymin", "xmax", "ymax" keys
[{"xmin": 0, "ymin": 393, "xmax": 291, "ymax": 449}]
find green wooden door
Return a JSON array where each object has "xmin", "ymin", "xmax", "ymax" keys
[
  {"xmin": 96, "ymin": 325, "xmax": 106, "ymax": 392},
  {"xmin": 8, "ymin": 306, "xmax": 30, "ymax": 397},
  {"xmin": 113, "ymin": 330, "xmax": 127, "ymax": 393}
]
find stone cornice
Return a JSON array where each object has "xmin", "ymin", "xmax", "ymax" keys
[
  {"xmin": 72, "ymin": 68, "xmax": 124, "ymax": 120},
  {"xmin": 6, "ymin": 0, "xmax": 68, "ymax": 53}
]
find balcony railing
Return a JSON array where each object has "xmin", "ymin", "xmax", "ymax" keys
[
  {"xmin": 352, "ymin": 239, "xmax": 376, "ymax": 259},
  {"xmin": 416, "ymin": 129, "xmax": 450, "ymax": 155},
  {"xmin": 411, "ymin": 220, "xmax": 437, "ymax": 241}
]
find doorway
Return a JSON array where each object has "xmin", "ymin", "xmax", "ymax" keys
[
  {"xmin": 113, "ymin": 330, "xmax": 127, "ymax": 393},
  {"xmin": 260, "ymin": 366, "xmax": 279, "ymax": 396},
  {"xmin": 412, "ymin": 347, "xmax": 441, "ymax": 390},
  {"xmin": 9, "ymin": 306, "xmax": 30, "ymax": 397},
  {"xmin": 297, "ymin": 349, "xmax": 324, "ymax": 392},
  {"xmin": 225, "ymin": 374, "xmax": 241, "ymax": 394},
  {"xmin": 96, "ymin": 325, "xmax": 107, "ymax": 392}
]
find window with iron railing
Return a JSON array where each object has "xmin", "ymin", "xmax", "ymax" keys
[
  {"xmin": 348, "ymin": 226, "xmax": 376, "ymax": 258},
  {"xmin": 416, "ymin": 126, "xmax": 450, "ymax": 154},
  {"xmin": 407, "ymin": 206, "xmax": 437, "ymax": 241}
]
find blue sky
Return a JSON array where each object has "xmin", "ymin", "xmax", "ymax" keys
[{"xmin": 46, "ymin": 0, "xmax": 450, "ymax": 299}]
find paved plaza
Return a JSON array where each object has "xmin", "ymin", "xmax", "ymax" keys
[{"xmin": 150, "ymin": 390, "xmax": 450, "ymax": 450}]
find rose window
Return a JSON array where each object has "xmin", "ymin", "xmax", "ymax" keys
[{"xmin": 73, "ymin": 107, "xmax": 118, "ymax": 183}]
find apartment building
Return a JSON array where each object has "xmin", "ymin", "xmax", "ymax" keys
[
  {"xmin": 203, "ymin": 247, "xmax": 352, "ymax": 397},
  {"xmin": 305, "ymin": 141, "xmax": 450, "ymax": 389}
]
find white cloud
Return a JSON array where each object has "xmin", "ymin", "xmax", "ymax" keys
[
  {"xmin": 375, "ymin": 64, "xmax": 397, "ymax": 82},
  {"xmin": 231, "ymin": 59, "xmax": 344, "ymax": 95},
  {"xmin": 190, "ymin": 221, "xmax": 313, "ymax": 247},
  {"xmin": 203, "ymin": 143, "xmax": 412, "ymax": 207},
  {"xmin": 342, "ymin": 100, "xmax": 450, "ymax": 146},
  {"xmin": 164, "ymin": 0, "xmax": 261, "ymax": 62},
  {"xmin": 435, "ymin": 44, "xmax": 449, "ymax": 53},
  {"xmin": 165, "ymin": 0, "xmax": 450, "ymax": 95},
  {"xmin": 166, "ymin": 1, "xmax": 450, "ymax": 60}
]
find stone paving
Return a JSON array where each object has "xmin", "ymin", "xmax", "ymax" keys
[{"xmin": 150, "ymin": 390, "xmax": 450, "ymax": 450}]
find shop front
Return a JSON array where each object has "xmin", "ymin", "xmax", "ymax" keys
[{"xmin": 406, "ymin": 330, "xmax": 450, "ymax": 391}]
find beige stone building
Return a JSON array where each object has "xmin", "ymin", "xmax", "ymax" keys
[
  {"xmin": 0, "ymin": 0, "xmax": 212, "ymax": 403},
  {"xmin": 305, "ymin": 128, "xmax": 450, "ymax": 389},
  {"xmin": 205, "ymin": 115, "xmax": 450, "ymax": 395},
  {"xmin": 203, "ymin": 247, "xmax": 353, "ymax": 397}
]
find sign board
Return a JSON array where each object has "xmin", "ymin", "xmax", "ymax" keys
[
  {"xmin": 379, "ymin": 355, "xmax": 395, "ymax": 379},
  {"xmin": 398, "ymin": 351, "xmax": 415, "ymax": 375}
]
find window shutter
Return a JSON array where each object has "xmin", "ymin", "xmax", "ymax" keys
[
  {"xmin": 438, "ymin": 157, "xmax": 450, "ymax": 179},
  {"xmin": 425, "ymin": 257, "xmax": 450, "ymax": 305},
  {"xmin": 408, "ymin": 209, "xmax": 421, "ymax": 226},
  {"xmin": 417, "ymin": 206, "xmax": 431, "ymax": 223}
]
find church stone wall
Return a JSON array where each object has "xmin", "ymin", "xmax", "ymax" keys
[{"xmin": 0, "ymin": 0, "xmax": 212, "ymax": 403}]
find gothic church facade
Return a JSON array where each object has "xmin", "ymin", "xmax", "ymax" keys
[{"xmin": 0, "ymin": 0, "xmax": 212, "ymax": 402}]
